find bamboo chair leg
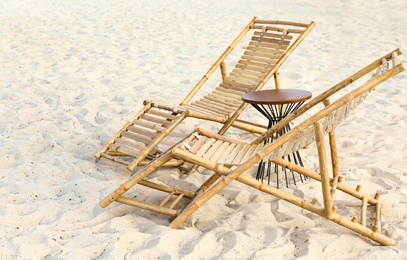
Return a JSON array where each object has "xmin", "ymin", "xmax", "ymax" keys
[
  {"xmin": 323, "ymin": 99, "xmax": 340, "ymax": 202},
  {"xmin": 100, "ymin": 150, "xmax": 174, "ymax": 208},
  {"xmin": 314, "ymin": 122, "xmax": 334, "ymax": 218}
]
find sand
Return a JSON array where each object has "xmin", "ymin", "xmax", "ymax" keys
[{"xmin": 1, "ymin": 0, "xmax": 407, "ymax": 259}]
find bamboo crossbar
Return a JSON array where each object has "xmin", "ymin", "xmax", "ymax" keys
[
  {"xmin": 254, "ymin": 20, "xmax": 312, "ymax": 28},
  {"xmin": 138, "ymin": 179, "xmax": 195, "ymax": 200},
  {"xmin": 250, "ymin": 25, "xmax": 305, "ymax": 35},
  {"xmin": 361, "ymin": 196, "xmax": 368, "ymax": 226},
  {"xmin": 116, "ymin": 196, "xmax": 179, "ymax": 217},
  {"xmin": 376, "ymin": 202, "xmax": 382, "ymax": 233}
]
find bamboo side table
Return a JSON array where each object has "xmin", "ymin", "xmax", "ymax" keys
[{"xmin": 242, "ymin": 89, "xmax": 312, "ymax": 188}]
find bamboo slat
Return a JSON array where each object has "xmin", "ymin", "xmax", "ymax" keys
[
  {"xmin": 214, "ymin": 86, "xmax": 246, "ymax": 96},
  {"xmin": 195, "ymin": 138, "xmax": 217, "ymax": 157},
  {"xmin": 121, "ymin": 131, "xmax": 153, "ymax": 145},
  {"xmin": 202, "ymin": 140, "xmax": 224, "ymax": 160},
  {"xmin": 186, "ymin": 103, "xmax": 225, "ymax": 117},
  {"xmin": 140, "ymin": 114, "xmax": 173, "ymax": 127},
  {"xmin": 127, "ymin": 125, "xmax": 160, "ymax": 139},
  {"xmin": 194, "ymin": 99, "xmax": 235, "ymax": 113},
  {"xmin": 230, "ymin": 68, "xmax": 263, "ymax": 78},
  {"xmin": 184, "ymin": 108, "xmax": 226, "ymax": 122},
  {"xmin": 229, "ymin": 73, "xmax": 260, "ymax": 83},
  {"xmin": 231, "ymin": 144, "xmax": 251, "ymax": 165},
  {"xmin": 243, "ymin": 49, "xmax": 285, "ymax": 60},
  {"xmin": 228, "ymin": 76, "xmax": 260, "ymax": 85},
  {"xmin": 204, "ymin": 94, "xmax": 241, "ymax": 108},
  {"xmin": 169, "ymin": 193, "xmax": 185, "ymax": 209},
  {"xmin": 246, "ymin": 45, "xmax": 287, "ymax": 56},
  {"xmin": 148, "ymin": 108, "xmax": 180, "ymax": 120},
  {"xmin": 248, "ymin": 40, "xmax": 289, "ymax": 51},
  {"xmin": 217, "ymin": 143, "xmax": 238, "ymax": 164},
  {"xmin": 100, "ymin": 153, "xmax": 131, "ymax": 166},
  {"xmin": 236, "ymin": 60, "xmax": 274, "ymax": 71},
  {"xmin": 225, "ymin": 143, "xmax": 245, "ymax": 165},
  {"xmin": 188, "ymin": 136, "xmax": 209, "ymax": 154},
  {"xmin": 209, "ymin": 141, "xmax": 232, "ymax": 162},
  {"xmin": 159, "ymin": 192, "xmax": 175, "ymax": 207},
  {"xmin": 109, "ymin": 143, "xmax": 141, "ymax": 158},
  {"xmin": 132, "ymin": 119, "xmax": 166, "ymax": 132}
]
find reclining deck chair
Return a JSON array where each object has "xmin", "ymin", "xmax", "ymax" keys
[
  {"xmin": 100, "ymin": 49, "xmax": 404, "ymax": 246},
  {"xmin": 95, "ymin": 17, "xmax": 315, "ymax": 171}
]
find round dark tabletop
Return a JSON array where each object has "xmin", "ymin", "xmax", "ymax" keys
[{"xmin": 241, "ymin": 89, "xmax": 312, "ymax": 105}]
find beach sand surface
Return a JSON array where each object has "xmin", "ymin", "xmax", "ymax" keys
[{"xmin": 1, "ymin": 0, "xmax": 407, "ymax": 259}]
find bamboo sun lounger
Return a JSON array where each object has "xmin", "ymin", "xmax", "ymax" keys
[
  {"xmin": 95, "ymin": 17, "xmax": 315, "ymax": 171},
  {"xmin": 100, "ymin": 49, "xmax": 405, "ymax": 246}
]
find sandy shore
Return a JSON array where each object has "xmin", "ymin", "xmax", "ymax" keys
[{"xmin": 1, "ymin": 0, "xmax": 407, "ymax": 259}]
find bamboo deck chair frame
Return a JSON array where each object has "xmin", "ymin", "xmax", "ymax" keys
[
  {"xmin": 95, "ymin": 17, "xmax": 315, "ymax": 171},
  {"xmin": 100, "ymin": 49, "xmax": 404, "ymax": 246}
]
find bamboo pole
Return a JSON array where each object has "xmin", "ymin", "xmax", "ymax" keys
[
  {"xmin": 254, "ymin": 20, "xmax": 312, "ymax": 28},
  {"xmin": 220, "ymin": 61, "xmax": 227, "ymax": 81},
  {"xmin": 376, "ymin": 202, "xmax": 382, "ymax": 233},
  {"xmin": 138, "ymin": 179, "xmax": 195, "ymax": 200},
  {"xmin": 180, "ymin": 17, "xmax": 258, "ymax": 106},
  {"xmin": 159, "ymin": 192, "xmax": 175, "ymax": 207},
  {"xmin": 314, "ymin": 122, "xmax": 334, "ymax": 218},
  {"xmin": 116, "ymin": 196, "xmax": 179, "ymax": 217},
  {"xmin": 274, "ymin": 70, "xmax": 282, "ymax": 89}
]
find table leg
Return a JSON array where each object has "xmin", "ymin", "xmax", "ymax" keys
[{"xmin": 252, "ymin": 102, "xmax": 308, "ymax": 188}]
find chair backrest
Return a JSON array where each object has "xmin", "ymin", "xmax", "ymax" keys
[
  {"xmin": 224, "ymin": 26, "xmax": 292, "ymax": 88},
  {"xmin": 255, "ymin": 49, "xmax": 404, "ymax": 162},
  {"xmin": 181, "ymin": 18, "xmax": 315, "ymax": 113}
]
